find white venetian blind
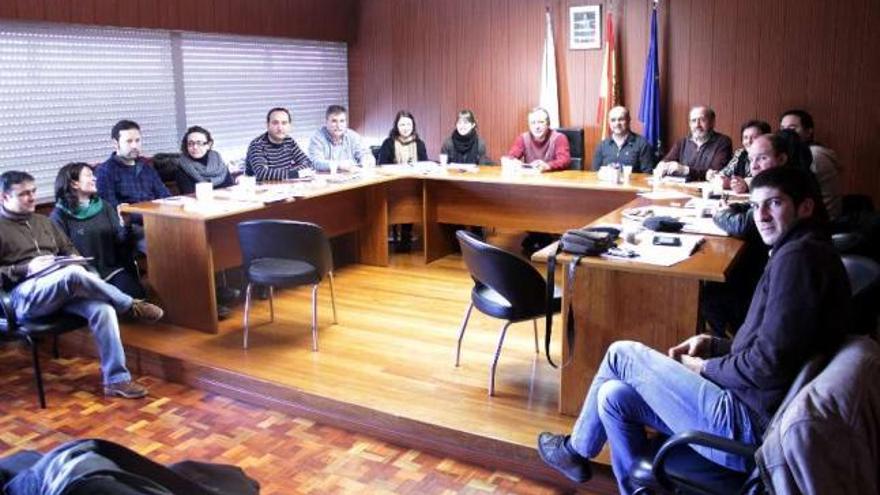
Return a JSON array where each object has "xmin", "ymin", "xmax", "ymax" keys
[
  {"xmin": 0, "ymin": 21, "xmax": 178, "ymax": 202},
  {"xmin": 179, "ymin": 33, "xmax": 348, "ymax": 161}
]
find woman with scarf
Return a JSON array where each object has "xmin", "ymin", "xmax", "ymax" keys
[
  {"xmin": 377, "ymin": 110, "xmax": 428, "ymax": 166},
  {"xmin": 50, "ymin": 162, "xmax": 145, "ymax": 298},
  {"xmin": 176, "ymin": 126, "xmax": 234, "ymax": 194},
  {"xmin": 440, "ymin": 109, "xmax": 490, "ymax": 164},
  {"xmin": 377, "ymin": 111, "xmax": 428, "ymax": 252}
]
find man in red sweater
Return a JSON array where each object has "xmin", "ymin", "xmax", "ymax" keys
[{"xmin": 504, "ymin": 107, "xmax": 571, "ymax": 172}]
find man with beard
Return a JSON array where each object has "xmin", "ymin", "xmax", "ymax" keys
[{"xmin": 655, "ymin": 106, "xmax": 732, "ymax": 181}]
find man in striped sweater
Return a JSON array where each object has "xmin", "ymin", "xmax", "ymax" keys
[{"xmin": 245, "ymin": 107, "xmax": 314, "ymax": 181}]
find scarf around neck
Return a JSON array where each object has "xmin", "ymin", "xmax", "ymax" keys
[
  {"xmin": 178, "ymin": 150, "xmax": 229, "ymax": 187},
  {"xmin": 394, "ymin": 138, "xmax": 418, "ymax": 165},
  {"xmin": 451, "ymin": 129, "xmax": 480, "ymax": 164},
  {"xmin": 56, "ymin": 197, "xmax": 104, "ymax": 220}
]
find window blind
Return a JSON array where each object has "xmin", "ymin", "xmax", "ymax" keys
[
  {"xmin": 0, "ymin": 22, "xmax": 178, "ymax": 202},
  {"xmin": 179, "ymin": 33, "xmax": 348, "ymax": 162},
  {"xmin": 0, "ymin": 21, "xmax": 349, "ymax": 202}
]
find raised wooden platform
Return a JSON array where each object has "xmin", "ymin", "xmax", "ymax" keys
[{"xmin": 63, "ymin": 248, "xmax": 615, "ymax": 492}]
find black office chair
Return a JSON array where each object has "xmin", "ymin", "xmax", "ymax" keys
[
  {"xmin": 455, "ymin": 230, "xmax": 561, "ymax": 396},
  {"xmin": 0, "ymin": 289, "xmax": 87, "ymax": 408},
  {"xmin": 237, "ymin": 220, "xmax": 337, "ymax": 351},
  {"xmin": 557, "ymin": 127, "xmax": 584, "ymax": 171},
  {"xmin": 628, "ymin": 353, "xmax": 830, "ymax": 494},
  {"xmin": 842, "ymin": 254, "xmax": 880, "ymax": 334}
]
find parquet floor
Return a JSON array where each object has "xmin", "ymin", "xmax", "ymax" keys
[{"xmin": 0, "ymin": 347, "xmax": 575, "ymax": 495}]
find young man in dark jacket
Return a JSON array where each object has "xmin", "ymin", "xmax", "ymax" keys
[{"xmin": 536, "ymin": 166, "xmax": 851, "ymax": 493}]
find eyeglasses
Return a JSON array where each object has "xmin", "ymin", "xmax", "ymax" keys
[{"xmin": 187, "ymin": 140, "xmax": 210, "ymax": 147}]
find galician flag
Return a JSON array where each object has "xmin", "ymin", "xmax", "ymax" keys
[{"xmin": 539, "ymin": 9, "xmax": 560, "ymax": 128}]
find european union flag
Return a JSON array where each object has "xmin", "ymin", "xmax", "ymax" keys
[{"xmin": 638, "ymin": 6, "xmax": 661, "ymax": 156}]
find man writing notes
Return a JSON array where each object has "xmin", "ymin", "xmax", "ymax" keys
[{"xmin": 1, "ymin": 171, "xmax": 164, "ymax": 399}]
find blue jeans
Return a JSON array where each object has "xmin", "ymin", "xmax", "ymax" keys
[
  {"xmin": 10, "ymin": 265, "xmax": 135, "ymax": 385},
  {"xmin": 569, "ymin": 341, "xmax": 759, "ymax": 494}
]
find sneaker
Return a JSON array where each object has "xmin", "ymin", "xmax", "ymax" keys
[
  {"xmin": 537, "ymin": 432, "xmax": 592, "ymax": 483},
  {"xmin": 104, "ymin": 380, "xmax": 148, "ymax": 399},
  {"xmin": 128, "ymin": 299, "xmax": 164, "ymax": 323}
]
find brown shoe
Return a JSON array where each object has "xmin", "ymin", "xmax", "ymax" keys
[
  {"xmin": 104, "ymin": 380, "xmax": 148, "ymax": 399},
  {"xmin": 128, "ymin": 299, "xmax": 164, "ymax": 323}
]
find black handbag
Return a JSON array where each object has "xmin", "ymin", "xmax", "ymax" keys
[{"xmin": 544, "ymin": 227, "xmax": 619, "ymax": 368}]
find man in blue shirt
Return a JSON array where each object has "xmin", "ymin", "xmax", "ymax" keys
[
  {"xmin": 308, "ymin": 105, "xmax": 374, "ymax": 173},
  {"xmin": 96, "ymin": 120, "xmax": 170, "ymax": 252},
  {"xmin": 591, "ymin": 106, "xmax": 655, "ymax": 173}
]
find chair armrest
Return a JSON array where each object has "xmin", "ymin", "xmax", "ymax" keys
[{"xmin": 652, "ymin": 430, "xmax": 757, "ymax": 490}]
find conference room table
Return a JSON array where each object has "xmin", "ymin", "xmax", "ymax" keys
[
  {"xmin": 124, "ymin": 167, "xmax": 743, "ymax": 416},
  {"xmin": 124, "ymin": 167, "xmax": 649, "ymax": 333}
]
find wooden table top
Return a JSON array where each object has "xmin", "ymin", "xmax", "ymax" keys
[
  {"xmin": 121, "ymin": 168, "xmax": 654, "ymax": 221},
  {"xmin": 532, "ymin": 196, "xmax": 744, "ymax": 282}
]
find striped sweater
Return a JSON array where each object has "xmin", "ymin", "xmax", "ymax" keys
[{"xmin": 244, "ymin": 133, "xmax": 314, "ymax": 181}]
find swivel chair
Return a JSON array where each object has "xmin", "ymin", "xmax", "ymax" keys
[{"xmin": 557, "ymin": 127, "xmax": 585, "ymax": 171}]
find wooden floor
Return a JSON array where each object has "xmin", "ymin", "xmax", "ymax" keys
[
  {"xmin": 59, "ymin": 241, "xmax": 617, "ymax": 492},
  {"xmin": 0, "ymin": 348, "xmax": 566, "ymax": 494}
]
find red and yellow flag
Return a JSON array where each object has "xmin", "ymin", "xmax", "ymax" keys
[{"xmin": 596, "ymin": 12, "xmax": 620, "ymax": 139}]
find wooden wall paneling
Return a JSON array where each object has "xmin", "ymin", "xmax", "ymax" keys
[
  {"xmin": 191, "ymin": 0, "xmax": 214, "ymax": 34},
  {"xmin": 579, "ymin": 1, "xmax": 606, "ymax": 160},
  {"xmin": 155, "ymin": 0, "xmax": 180, "ymax": 29},
  {"xmin": 70, "ymin": 0, "xmax": 96, "ymax": 24},
  {"xmin": 828, "ymin": 0, "xmax": 867, "ymax": 187},
  {"xmin": 118, "ymin": 0, "xmax": 140, "ymax": 28},
  {"xmin": 14, "ymin": 0, "xmax": 44, "ymax": 20},
  {"xmin": 852, "ymin": 0, "xmax": 880, "ymax": 197},
  {"xmin": 708, "ymin": 1, "xmax": 737, "ymax": 137},
  {"xmin": 417, "ymin": 0, "xmax": 442, "ymax": 157},
  {"xmin": 685, "ymin": 2, "xmax": 713, "ymax": 126},
  {"xmin": 430, "ymin": 0, "xmax": 455, "ymax": 154},
  {"xmin": 564, "ymin": 0, "xmax": 588, "ymax": 138},
  {"xmin": 135, "ymin": 0, "xmax": 160, "ymax": 29},
  {"xmin": 664, "ymin": 0, "xmax": 691, "ymax": 145},
  {"xmin": 730, "ymin": 0, "xmax": 760, "ymax": 126},
  {"xmin": 804, "ymin": 0, "xmax": 838, "ymax": 139},
  {"xmin": 618, "ymin": 0, "xmax": 647, "ymax": 137},
  {"xmin": 212, "ymin": 0, "xmax": 231, "ymax": 34},
  {"xmin": 551, "ymin": 1, "xmax": 569, "ymax": 126},
  {"xmin": 0, "ymin": 1, "xmax": 17, "ymax": 19},
  {"xmin": 92, "ymin": 0, "xmax": 120, "ymax": 27},
  {"xmin": 43, "ymin": 0, "xmax": 72, "ymax": 23},
  {"xmin": 754, "ymin": 0, "xmax": 784, "ymax": 132}
]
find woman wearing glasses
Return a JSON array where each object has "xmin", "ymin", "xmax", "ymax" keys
[{"xmin": 176, "ymin": 126, "xmax": 233, "ymax": 194}]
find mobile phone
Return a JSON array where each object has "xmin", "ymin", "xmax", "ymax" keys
[{"xmin": 653, "ymin": 235, "xmax": 682, "ymax": 247}]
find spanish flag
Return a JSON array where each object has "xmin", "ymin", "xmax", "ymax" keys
[{"xmin": 596, "ymin": 12, "xmax": 620, "ymax": 140}]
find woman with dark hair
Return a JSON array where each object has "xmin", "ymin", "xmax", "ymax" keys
[
  {"xmin": 376, "ymin": 111, "xmax": 428, "ymax": 252},
  {"xmin": 440, "ymin": 109, "xmax": 490, "ymax": 164},
  {"xmin": 176, "ymin": 126, "xmax": 233, "ymax": 194},
  {"xmin": 377, "ymin": 111, "xmax": 428, "ymax": 165},
  {"xmin": 50, "ymin": 162, "xmax": 145, "ymax": 298}
]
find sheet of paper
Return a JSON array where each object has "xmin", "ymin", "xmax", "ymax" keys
[
  {"xmin": 637, "ymin": 190, "xmax": 693, "ymax": 200},
  {"xmin": 605, "ymin": 232, "xmax": 705, "ymax": 267}
]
